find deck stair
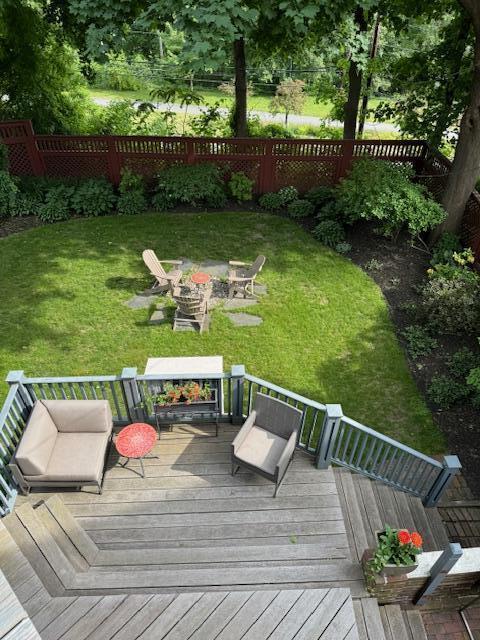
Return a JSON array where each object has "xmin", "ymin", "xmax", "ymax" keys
[{"xmin": 353, "ymin": 598, "xmax": 428, "ymax": 640}]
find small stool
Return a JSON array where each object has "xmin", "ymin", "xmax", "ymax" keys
[{"xmin": 115, "ymin": 422, "xmax": 157, "ymax": 478}]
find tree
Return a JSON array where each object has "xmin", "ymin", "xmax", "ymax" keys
[
  {"xmin": 344, "ymin": 6, "xmax": 369, "ymax": 138},
  {"xmin": 435, "ymin": 0, "xmax": 480, "ymax": 236},
  {"xmin": 0, "ymin": 0, "xmax": 93, "ymax": 133},
  {"xmin": 270, "ymin": 79, "xmax": 306, "ymax": 126}
]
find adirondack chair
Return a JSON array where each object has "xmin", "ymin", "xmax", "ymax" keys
[
  {"xmin": 142, "ymin": 249, "xmax": 183, "ymax": 293},
  {"xmin": 172, "ymin": 286, "xmax": 212, "ymax": 333},
  {"xmin": 228, "ymin": 255, "xmax": 266, "ymax": 298}
]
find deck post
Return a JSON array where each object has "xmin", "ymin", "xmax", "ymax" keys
[
  {"xmin": 413, "ymin": 543, "xmax": 463, "ymax": 606},
  {"xmin": 5, "ymin": 370, "xmax": 34, "ymax": 413},
  {"xmin": 423, "ymin": 455, "xmax": 462, "ymax": 507},
  {"xmin": 120, "ymin": 368, "xmax": 144, "ymax": 423},
  {"xmin": 231, "ymin": 365, "xmax": 246, "ymax": 424},
  {"xmin": 315, "ymin": 404, "xmax": 343, "ymax": 469}
]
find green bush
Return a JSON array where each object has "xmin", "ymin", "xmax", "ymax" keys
[
  {"xmin": 427, "ymin": 375, "xmax": 469, "ymax": 408},
  {"xmin": 466, "ymin": 366, "xmax": 480, "ymax": 399},
  {"xmin": 278, "ymin": 186, "xmax": 298, "ymax": 205},
  {"xmin": 259, "ymin": 191, "xmax": 285, "ymax": 212},
  {"xmin": 118, "ymin": 169, "xmax": 146, "ymax": 215},
  {"xmin": 305, "ymin": 185, "xmax": 335, "ymax": 210},
  {"xmin": 335, "ymin": 242, "xmax": 352, "ymax": 254},
  {"xmin": 419, "ymin": 272, "xmax": 480, "ymax": 335},
  {"xmin": 402, "ymin": 325, "xmax": 438, "ymax": 359},
  {"xmin": 313, "ymin": 219, "xmax": 346, "ymax": 247},
  {"xmin": 154, "ymin": 163, "xmax": 227, "ymax": 209},
  {"xmin": 316, "ymin": 201, "xmax": 339, "ymax": 222},
  {"xmin": 0, "ymin": 171, "xmax": 19, "ymax": 217},
  {"xmin": 228, "ymin": 172, "xmax": 254, "ymax": 202},
  {"xmin": 448, "ymin": 347, "xmax": 480, "ymax": 379},
  {"xmin": 336, "ymin": 159, "xmax": 446, "ymax": 238},
  {"xmin": 71, "ymin": 178, "xmax": 116, "ymax": 217},
  {"xmin": 430, "ymin": 232, "xmax": 462, "ymax": 266},
  {"xmin": 37, "ymin": 184, "xmax": 74, "ymax": 222},
  {"xmin": 287, "ymin": 199, "xmax": 315, "ymax": 218}
]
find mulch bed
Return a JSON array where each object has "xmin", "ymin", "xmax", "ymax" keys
[
  {"xmin": 2, "ymin": 212, "xmax": 478, "ymax": 497},
  {"xmin": 345, "ymin": 221, "xmax": 480, "ymax": 498}
]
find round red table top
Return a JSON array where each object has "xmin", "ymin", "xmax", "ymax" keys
[
  {"xmin": 191, "ymin": 271, "xmax": 211, "ymax": 285},
  {"xmin": 116, "ymin": 423, "xmax": 157, "ymax": 458}
]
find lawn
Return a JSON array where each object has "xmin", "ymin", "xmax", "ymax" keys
[
  {"xmin": 88, "ymin": 87, "xmax": 389, "ymax": 122},
  {"xmin": 0, "ymin": 211, "xmax": 442, "ymax": 453}
]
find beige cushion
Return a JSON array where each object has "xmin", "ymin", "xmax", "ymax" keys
[
  {"xmin": 16, "ymin": 402, "xmax": 57, "ymax": 475},
  {"xmin": 235, "ymin": 425, "xmax": 286, "ymax": 476},
  {"xmin": 42, "ymin": 400, "xmax": 112, "ymax": 433},
  {"xmin": 24, "ymin": 432, "xmax": 109, "ymax": 483}
]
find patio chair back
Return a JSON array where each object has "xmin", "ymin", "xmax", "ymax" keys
[
  {"xmin": 173, "ymin": 291, "xmax": 207, "ymax": 318},
  {"xmin": 142, "ymin": 249, "xmax": 167, "ymax": 281},
  {"xmin": 245, "ymin": 255, "xmax": 266, "ymax": 279},
  {"xmin": 254, "ymin": 392, "xmax": 302, "ymax": 439}
]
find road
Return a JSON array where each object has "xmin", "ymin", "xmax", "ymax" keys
[{"xmin": 92, "ymin": 97, "xmax": 399, "ymax": 135}]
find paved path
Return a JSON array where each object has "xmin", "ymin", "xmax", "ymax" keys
[{"xmin": 93, "ymin": 97, "xmax": 399, "ymax": 135}]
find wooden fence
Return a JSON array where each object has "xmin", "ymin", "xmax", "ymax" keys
[{"xmin": 0, "ymin": 119, "xmax": 479, "ymax": 258}]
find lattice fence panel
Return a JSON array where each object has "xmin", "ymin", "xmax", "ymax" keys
[
  {"xmin": 41, "ymin": 156, "xmax": 109, "ymax": 179},
  {"xmin": 7, "ymin": 144, "xmax": 34, "ymax": 175},
  {"xmin": 273, "ymin": 159, "xmax": 338, "ymax": 192}
]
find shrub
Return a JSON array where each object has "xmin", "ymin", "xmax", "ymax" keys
[
  {"xmin": 228, "ymin": 172, "xmax": 254, "ymax": 202},
  {"xmin": 430, "ymin": 232, "xmax": 462, "ymax": 266},
  {"xmin": 419, "ymin": 272, "xmax": 480, "ymax": 334},
  {"xmin": 305, "ymin": 185, "xmax": 335, "ymax": 210},
  {"xmin": 427, "ymin": 375, "xmax": 469, "ymax": 408},
  {"xmin": 313, "ymin": 220, "xmax": 345, "ymax": 247},
  {"xmin": 316, "ymin": 200, "xmax": 339, "ymax": 222},
  {"xmin": 448, "ymin": 347, "xmax": 480, "ymax": 379},
  {"xmin": 287, "ymin": 199, "xmax": 315, "ymax": 218},
  {"xmin": 278, "ymin": 186, "xmax": 298, "ymax": 205},
  {"xmin": 259, "ymin": 191, "xmax": 285, "ymax": 212},
  {"xmin": 336, "ymin": 159, "xmax": 446, "ymax": 238},
  {"xmin": 466, "ymin": 366, "xmax": 480, "ymax": 398},
  {"xmin": 70, "ymin": 178, "xmax": 116, "ymax": 217},
  {"xmin": 0, "ymin": 171, "xmax": 19, "ymax": 217},
  {"xmin": 154, "ymin": 163, "xmax": 227, "ymax": 209},
  {"xmin": 118, "ymin": 169, "xmax": 146, "ymax": 215},
  {"xmin": 335, "ymin": 242, "xmax": 352, "ymax": 254},
  {"xmin": 37, "ymin": 184, "xmax": 74, "ymax": 222},
  {"xmin": 402, "ymin": 325, "xmax": 438, "ymax": 359}
]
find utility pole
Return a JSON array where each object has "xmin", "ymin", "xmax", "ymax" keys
[{"xmin": 358, "ymin": 14, "xmax": 381, "ymax": 137}]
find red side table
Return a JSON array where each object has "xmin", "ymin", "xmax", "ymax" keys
[
  {"xmin": 191, "ymin": 272, "xmax": 211, "ymax": 286},
  {"xmin": 115, "ymin": 422, "xmax": 157, "ymax": 478}
]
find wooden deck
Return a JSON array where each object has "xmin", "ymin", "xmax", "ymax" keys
[{"xmin": 0, "ymin": 423, "xmax": 439, "ymax": 638}]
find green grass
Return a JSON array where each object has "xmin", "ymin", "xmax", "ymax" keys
[
  {"xmin": 88, "ymin": 87, "xmax": 389, "ymax": 122},
  {"xmin": 0, "ymin": 211, "xmax": 442, "ymax": 454}
]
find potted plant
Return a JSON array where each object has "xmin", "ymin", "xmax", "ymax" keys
[
  {"xmin": 149, "ymin": 381, "xmax": 217, "ymax": 414},
  {"xmin": 368, "ymin": 525, "xmax": 423, "ymax": 577}
]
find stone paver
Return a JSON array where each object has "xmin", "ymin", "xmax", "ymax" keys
[
  {"xmin": 226, "ymin": 312, "xmax": 263, "ymax": 327},
  {"xmin": 125, "ymin": 293, "xmax": 156, "ymax": 309},
  {"xmin": 223, "ymin": 298, "xmax": 258, "ymax": 310},
  {"xmin": 149, "ymin": 309, "xmax": 168, "ymax": 325}
]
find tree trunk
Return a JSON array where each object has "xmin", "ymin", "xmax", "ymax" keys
[
  {"xmin": 432, "ymin": 9, "xmax": 480, "ymax": 241},
  {"xmin": 343, "ymin": 6, "xmax": 368, "ymax": 139},
  {"xmin": 358, "ymin": 15, "xmax": 381, "ymax": 137},
  {"xmin": 232, "ymin": 38, "xmax": 248, "ymax": 137}
]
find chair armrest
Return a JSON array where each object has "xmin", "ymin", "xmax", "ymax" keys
[
  {"xmin": 276, "ymin": 431, "xmax": 297, "ymax": 480},
  {"xmin": 228, "ymin": 275, "xmax": 251, "ymax": 283},
  {"xmin": 229, "ymin": 260, "xmax": 250, "ymax": 267},
  {"xmin": 165, "ymin": 270, "xmax": 182, "ymax": 281},
  {"xmin": 231, "ymin": 411, "xmax": 256, "ymax": 453},
  {"xmin": 159, "ymin": 260, "xmax": 183, "ymax": 265}
]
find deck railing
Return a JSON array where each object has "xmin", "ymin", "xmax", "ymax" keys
[{"xmin": 0, "ymin": 366, "xmax": 461, "ymax": 515}]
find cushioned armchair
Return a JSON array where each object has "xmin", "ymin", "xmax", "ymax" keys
[
  {"xmin": 231, "ymin": 392, "xmax": 302, "ymax": 497},
  {"xmin": 9, "ymin": 400, "xmax": 113, "ymax": 495}
]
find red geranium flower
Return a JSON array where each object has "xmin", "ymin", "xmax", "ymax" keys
[
  {"xmin": 397, "ymin": 530, "xmax": 411, "ymax": 545},
  {"xmin": 411, "ymin": 532, "xmax": 423, "ymax": 548}
]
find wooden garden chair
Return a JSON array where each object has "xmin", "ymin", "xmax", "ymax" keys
[
  {"xmin": 228, "ymin": 255, "xmax": 266, "ymax": 298},
  {"xmin": 172, "ymin": 286, "xmax": 212, "ymax": 333},
  {"xmin": 142, "ymin": 249, "xmax": 183, "ymax": 294}
]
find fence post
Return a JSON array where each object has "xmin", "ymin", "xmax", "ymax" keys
[
  {"xmin": 106, "ymin": 137, "xmax": 121, "ymax": 185},
  {"xmin": 423, "ymin": 455, "xmax": 462, "ymax": 507},
  {"xmin": 23, "ymin": 120, "xmax": 45, "ymax": 176},
  {"xmin": 413, "ymin": 543, "xmax": 463, "ymax": 606},
  {"xmin": 231, "ymin": 365, "xmax": 246, "ymax": 424},
  {"xmin": 120, "ymin": 368, "xmax": 144, "ymax": 423},
  {"xmin": 337, "ymin": 139, "xmax": 354, "ymax": 181},
  {"xmin": 315, "ymin": 404, "xmax": 343, "ymax": 469}
]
